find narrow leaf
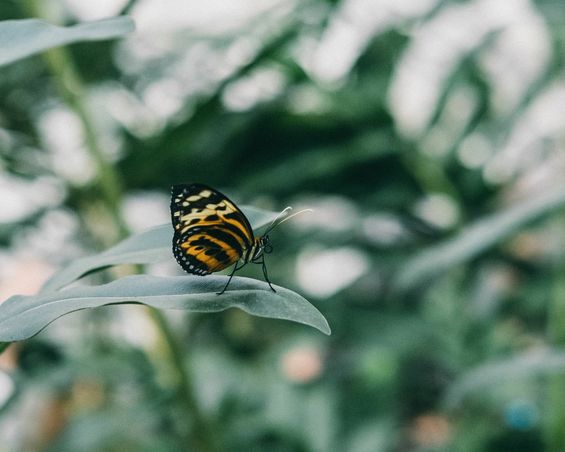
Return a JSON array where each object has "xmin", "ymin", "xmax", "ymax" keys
[
  {"xmin": 42, "ymin": 206, "xmax": 278, "ymax": 292},
  {"xmin": 0, "ymin": 275, "xmax": 331, "ymax": 341},
  {"xmin": 0, "ymin": 17, "xmax": 135, "ymax": 67},
  {"xmin": 444, "ymin": 349, "xmax": 565, "ymax": 409},
  {"xmin": 394, "ymin": 185, "xmax": 565, "ymax": 291}
]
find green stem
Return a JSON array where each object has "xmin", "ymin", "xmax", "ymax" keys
[
  {"xmin": 23, "ymin": 3, "xmax": 216, "ymax": 449},
  {"xmin": 147, "ymin": 309, "xmax": 218, "ymax": 452},
  {"xmin": 545, "ymin": 218, "xmax": 565, "ymax": 452},
  {"xmin": 39, "ymin": 44, "xmax": 129, "ymax": 239}
]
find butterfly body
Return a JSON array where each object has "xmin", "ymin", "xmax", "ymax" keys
[{"xmin": 170, "ymin": 183, "xmax": 274, "ymax": 293}]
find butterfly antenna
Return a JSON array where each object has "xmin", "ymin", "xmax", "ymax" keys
[
  {"xmin": 275, "ymin": 208, "xmax": 313, "ymax": 226},
  {"xmin": 264, "ymin": 208, "xmax": 313, "ymax": 234},
  {"xmin": 264, "ymin": 206, "xmax": 292, "ymax": 234}
]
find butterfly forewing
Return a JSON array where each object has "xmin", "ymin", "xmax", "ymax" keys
[{"xmin": 171, "ymin": 184, "xmax": 254, "ymax": 275}]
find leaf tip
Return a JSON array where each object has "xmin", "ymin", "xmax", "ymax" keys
[{"xmin": 319, "ymin": 320, "xmax": 332, "ymax": 336}]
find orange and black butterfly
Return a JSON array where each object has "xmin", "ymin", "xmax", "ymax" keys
[{"xmin": 171, "ymin": 183, "xmax": 303, "ymax": 294}]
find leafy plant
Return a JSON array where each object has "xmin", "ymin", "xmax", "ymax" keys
[
  {"xmin": 2, "ymin": 0, "xmax": 565, "ymax": 451},
  {"xmin": 0, "ymin": 206, "xmax": 330, "ymax": 347}
]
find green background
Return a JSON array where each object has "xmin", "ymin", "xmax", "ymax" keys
[{"xmin": 1, "ymin": 0, "xmax": 565, "ymax": 450}]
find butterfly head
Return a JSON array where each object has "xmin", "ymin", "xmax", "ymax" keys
[
  {"xmin": 260, "ymin": 234, "xmax": 273, "ymax": 254},
  {"xmin": 250, "ymin": 234, "xmax": 272, "ymax": 262}
]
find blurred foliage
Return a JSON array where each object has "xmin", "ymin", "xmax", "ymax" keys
[{"xmin": 2, "ymin": 0, "xmax": 565, "ymax": 451}]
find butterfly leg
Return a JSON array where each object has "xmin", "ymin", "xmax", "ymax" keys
[
  {"xmin": 261, "ymin": 258, "xmax": 276, "ymax": 293},
  {"xmin": 217, "ymin": 262, "xmax": 242, "ymax": 295}
]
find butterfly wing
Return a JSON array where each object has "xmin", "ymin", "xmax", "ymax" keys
[{"xmin": 170, "ymin": 183, "xmax": 254, "ymax": 275}]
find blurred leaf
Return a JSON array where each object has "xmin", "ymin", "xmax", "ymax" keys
[
  {"xmin": 42, "ymin": 206, "xmax": 278, "ymax": 292},
  {"xmin": 0, "ymin": 274, "xmax": 331, "ymax": 342},
  {"xmin": 47, "ymin": 405, "xmax": 178, "ymax": 452},
  {"xmin": 445, "ymin": 348, "xmax": 565, "ymax": 409},
  {"xmin": 394, "ymin": 184, "xmax": 565, "ymax": 291},
  {"xmin": 0, "ymin": 17, "xmax": 134, "ymax": 67},
  {"xmin": 347, "ymin": 420, "xmax": 393, "ymax": 452}
]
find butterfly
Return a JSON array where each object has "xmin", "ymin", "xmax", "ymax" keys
[{"xmin": 170, "ymin": 183, "xmax": 308, "ymax": 295}]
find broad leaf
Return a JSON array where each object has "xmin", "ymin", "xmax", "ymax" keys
[
  {"xmin": 0, "ymin": 17, "xmax": 135, "ymax": 67},
  {"xmin": 42, "ymin": 205, "xmax": 278, "ymax": 292},
  {"xmin": 0, "ymin": 275, "xmax": 331, "ymax": 341}
]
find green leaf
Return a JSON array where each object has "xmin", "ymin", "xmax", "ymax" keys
[
  {"xmin": 0, "ymin": 17, "xmax": 135, "ymax": 67},
  {"xmin": 444, "ymin": 349, "xmax": 565, "ymax": 409},
  {"xmin": 0, "ymin": 275, "xmax": 331, "ymax": 342},
  {"xmin": 394, "ymin": 185, "xmax": 565, "ymax": 292},
  {"xmin": 42, "ymin": 205, "xmax": 278, "ymax": 292}
]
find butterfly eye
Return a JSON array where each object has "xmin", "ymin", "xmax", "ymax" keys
[{"xmin": 264, "ymin": 243, "xmax": 273, "ymax": 254}]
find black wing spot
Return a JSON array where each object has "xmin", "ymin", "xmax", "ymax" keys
[{"xmin": 215, "ymin": 250, "xmax": 230, "ymax": 262}]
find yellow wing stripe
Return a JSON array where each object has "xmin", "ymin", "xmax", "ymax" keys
[
  {"xmin": 223, "ymin": 200, "xmax": 253, "ymax": 238},
  {"xmin": 180, "ymin": 234, "xmax": 239, "ymax": 271}
]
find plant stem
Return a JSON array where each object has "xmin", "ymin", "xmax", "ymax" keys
[
  {"xmin": 147, "ymin": 309, "xmax": 218, "ymax": 452},
  {"xmin": 40, "ymin": 44, "xmax": 129, "ymax": 239},
  {"xmin": 24, "ymin": 3, "xmax": 216, "ymax": 449}
]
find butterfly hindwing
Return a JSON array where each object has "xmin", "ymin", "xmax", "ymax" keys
[{"xmin": 170, "ymin": 184, "xmax": 254, "ymax": 275}]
